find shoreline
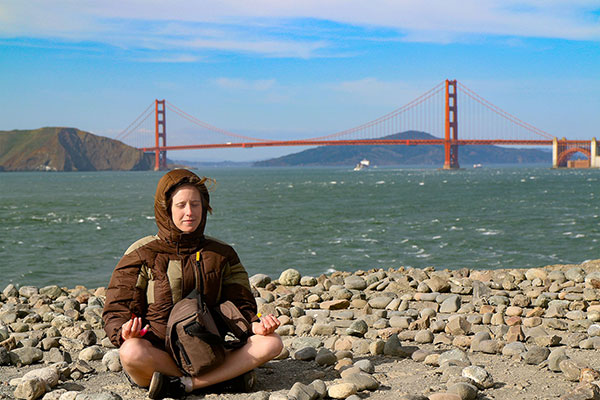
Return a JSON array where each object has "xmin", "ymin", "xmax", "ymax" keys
[{"xmin": 2, "ymin": 259, "xmax": 600, "ymax": 399}]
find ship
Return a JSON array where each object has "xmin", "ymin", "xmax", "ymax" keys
[{"xmin": 353, "ymin": 159, "xmax": 370, "ymax": 171}]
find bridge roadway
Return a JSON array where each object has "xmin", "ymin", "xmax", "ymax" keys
[{"xmin": 141, "ymin": 139, "xmax": 590, "ymax": 152}]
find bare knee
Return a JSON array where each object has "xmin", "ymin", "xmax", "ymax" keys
[
  {"xmin": 257, "ymin": 333, "xmax": 284, "ymax": 360},
  {"xmin": 119, "ymin": 338, "xmax": 151, "ymax": 368}
]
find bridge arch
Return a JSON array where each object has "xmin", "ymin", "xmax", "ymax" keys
[{"xmin": 556, "ymin": 147, "xmax": 591, "ymax": 167}]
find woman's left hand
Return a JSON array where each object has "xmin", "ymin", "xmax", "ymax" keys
[{"xmin": 252, "ymin": 314, "xmax": 280, "ymax": 336}]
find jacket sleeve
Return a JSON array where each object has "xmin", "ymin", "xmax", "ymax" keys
[
  {"xmin": 220, "ymin": 255, "xmax": 259, "ymax": 326},
  {"xmin": 102, "ymin": 250, "xmax": 147, "ymax": 347}
]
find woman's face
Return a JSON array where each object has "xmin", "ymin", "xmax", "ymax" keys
[{"xmin": 170, "ymin": 185, "xmax": 203, "ymax": 233}]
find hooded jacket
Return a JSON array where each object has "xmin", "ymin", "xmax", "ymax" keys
[{"xmin": 102, "ymin": 169, "xmax": 258, "ymax": 348}]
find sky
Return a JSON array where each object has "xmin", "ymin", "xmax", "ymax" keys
[{"xmin": 1, "ymin": 1, "xmax": 599, "ymax": 161}]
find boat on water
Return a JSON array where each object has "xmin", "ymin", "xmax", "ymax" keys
[
  {"xmin": 473, "ymin": 163, "xmax": 483, "ymax": 168},
  {"xmin": 353, "ymin": 159, "xmax": 370, "ymax": 171}
]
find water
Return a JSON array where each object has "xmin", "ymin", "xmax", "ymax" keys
[{"xmin": 1, "ymin": 166, "xmax": 599, "ymax": 289}]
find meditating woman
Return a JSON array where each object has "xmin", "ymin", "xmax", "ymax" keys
[{"xmin": 102, "ymin": 169, "xmax": 282, "ymax": 399}]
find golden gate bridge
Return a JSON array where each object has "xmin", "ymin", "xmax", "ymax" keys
[{"xmin": 114, "ymin": 80, "xmax": 599, "ymax": 170}]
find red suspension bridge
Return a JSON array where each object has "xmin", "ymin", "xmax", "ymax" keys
[{"xmin": 115, "ymin": 80, "xmax": 599, "ymax": 170}]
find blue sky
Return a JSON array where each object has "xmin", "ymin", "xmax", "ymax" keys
[{"xmin": 1, "ymin": 1, "xmax": 599, "ymax": 161}]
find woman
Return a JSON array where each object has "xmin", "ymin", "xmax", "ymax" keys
[{"xmin": 102, "ymin": 169, "xmax": 282, "ymax": 399}]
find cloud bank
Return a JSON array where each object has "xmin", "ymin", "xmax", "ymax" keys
[{"xmin": 1, "ymin": 1, "xmax": 599, "ymax": 59}]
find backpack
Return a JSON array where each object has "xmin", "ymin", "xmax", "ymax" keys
[{"xmin": 165, "ymin": 252, "xmax": 252, "ymax": 376}]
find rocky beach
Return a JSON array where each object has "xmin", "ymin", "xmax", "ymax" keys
[{"xmin": 3, "ymin": 260, "xmax": 600, "ymax": 400}]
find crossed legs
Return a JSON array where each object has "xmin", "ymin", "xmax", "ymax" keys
[{"xmin": 119, "ymin": 333, "xmax": 283, "ymax": 389}]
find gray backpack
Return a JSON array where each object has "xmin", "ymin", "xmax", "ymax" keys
[{"xmin": 165, "ymin": 253, "xmax": 252, "ymax": 375}]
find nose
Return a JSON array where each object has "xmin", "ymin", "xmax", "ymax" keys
[{"xmin": 184, "ymin": 203, "xmax": 193, "ymax": 216}]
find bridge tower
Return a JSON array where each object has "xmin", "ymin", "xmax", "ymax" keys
[
  {"xmin": 552, "ymin": 138, "xmax": 595, "ymax": 168},
  {"xmin": 443, "ymin": 79, "xmax": 459, "ymax": 169},
  {"xmin": 154, "ymin": 99, "xmax": 167, "ymax": 171}
]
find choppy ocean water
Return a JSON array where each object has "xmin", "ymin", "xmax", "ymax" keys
[{"xmin": 0, "ymin": 166, "xmax": 598, "ymax": 289}]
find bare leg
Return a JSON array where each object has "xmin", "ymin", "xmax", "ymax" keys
[
  {"xmin": 119, "ymin": 338, "xmax": 183, "ymax": 386},
  {"xmin": 191, "ymin": 333, "xmax": 283, "ymax": 389}
]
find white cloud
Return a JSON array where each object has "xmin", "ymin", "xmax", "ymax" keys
[{"xmin": 1, "ymin": 1, "xmax": 599, "ymax": 59}]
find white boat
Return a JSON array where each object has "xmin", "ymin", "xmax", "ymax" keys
[
  {"xmin": 473, "ymin": 163, "xmax": 482, "ymax": 168},
  {"xmin": 353, "ymin": 159, "xmax": 370, "ymax": 171}
]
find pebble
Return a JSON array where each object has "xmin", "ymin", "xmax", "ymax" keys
[{"xmin": 3, "ymin": 261, "xmax": 600, "ymax": 400}]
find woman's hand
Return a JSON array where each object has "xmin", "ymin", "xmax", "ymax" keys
[
  {"xmin": 251, "ymin": 314, "xmax": 280, "ymax": 336},
  {"xmin": 121, "ymin": 316, "xmax": 150, "ymax": 341}
]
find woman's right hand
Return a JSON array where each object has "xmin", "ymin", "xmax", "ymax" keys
[{"xmin": 121, "ymin": 317, "xmax": 150, "ymax": 341}]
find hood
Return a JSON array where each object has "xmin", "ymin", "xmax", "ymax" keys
[{"xmin": 154, "ymin": 169, "xmax": 211, "ymax": 252}]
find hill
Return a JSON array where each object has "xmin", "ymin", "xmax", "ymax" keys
[
  {"xmin": 253, "ymin": 131, "xmax": 551, "ymax": 167},
  {"xmin": 0, "ymin": 127, "xmax": 154, "ymax": 171}
]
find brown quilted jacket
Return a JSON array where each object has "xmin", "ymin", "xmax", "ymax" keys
[{"xmin": 102, "ymin": 169, "xmax": 258, "ymax": 348}]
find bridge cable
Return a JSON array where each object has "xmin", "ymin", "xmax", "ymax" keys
[
  {"xmin": 458, "ymin": 83, "xmax": 555, "ymax": 139},
  {"xmin": 115, "ymin": 102, "xmax": 155, "ymax": 141},
  {"xmin": 165, "ymin": 101, "xmax": 269, "ymax": 142}
]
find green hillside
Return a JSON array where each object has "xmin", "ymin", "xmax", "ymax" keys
[
  {"xmin": 254, "ymin": 131, "xmax": 551, "ymax": 167},
  {"xmin": 0, "ymin": 127, "xmax": 154, "ymax": 171}
]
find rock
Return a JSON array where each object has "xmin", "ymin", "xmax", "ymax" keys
[
  {"xmin": 310, "ymin": 379, "xmax": 327, "ymax": 398},
  {"xmin": 328, "ymin": 383, "xmax": 357, "ymax": 399},
  {"xmin": 78, "ymin": 345, "xmax": 104, "ymax": 361},
  {"xmin": 461, "ymin": 365, "xmax": 494, "ymax": 389},
  {"xmin": 438, "ymin": 349, "xmax": 470, "ymax": 367},
  {"xmin": 9, "ymin": 347, "xmax": 44, "ymax": 366},
  {"xmin": 502, "ymin": 341, "xmax": 527, "ymax": 356},
  {"xmin": 342, "ymin": 372, "xmax": 379, "ymax": 391},
  {"xmin": 523, "ymin": 345, "xmax": 550, "ymax": 365},
  {"xmin": 560, "ymin": 382, "xmax": 600, "ymax": 400},
  {"xmin": 279, "ymin": 269, "xmax": 301, "ymax": 286},
  {"xmin": 294, "ymin": 347, "xmax": 317, "ymax": 361},
  {"xmin": 428, "ymin": 394, "xmax": 461, "ymax": 400},
  {"xmin": 415, "ymin": 330, "xmax": 434, "ymax": 344},
  {"xmin": 102, "ymin": 349, "xmax": 121, "ymax": 372},
  {"xmin": 445, "ymin": 316, "xmax": 471, "ymax": 336},
  {"xmin": 440, "ymin": 295, "xmax": 461, "ymax": 313},
  {"xmin": 315, "ymin": 348, "xmax": 337, "ymax": 366},
  {"xmin": 478, "ymin": 340, "xmax": 504, "ymax": 354},
  {"xmin": 311, "ymin": 324, "xmax": 336, "ymax": 336},
  {"xmin": 383, "ymin": 334, "xmax": 413, "ymax": 357},
  {"xmin": 548, "ymin": 348, "xmax": 569, "ymax": 372},
  {"xmin": 368, "ymin": 297, "xmax": 393, "ymax": 309},
  {"xmin": 288, "ymin": 382, "xmax": 318, "ymax": 400},
  {"xmin": 344, "ymin": 276, "xmax": 367, "ymax": 290},
  {"xmin": 14, "ymin": 377, "xmax": 46, "ymax": 400},
  {"xmin": 346, "ymin": 320, "xmax": 368, "ymax": 337},
  {"xmin": 424, "ymin": 276, "xmax": 450, "ymax": 292},
  {"xmin": 22, "ymin": 366, "xmax": 59, "ymax": 388},
  {"xmin": 353, "ymin": 359, "xmax": 374, "ymax": 374},
  {"xmin": 320, "ymin": 300, "xmax": 350, "ymax": 310},
  {"xmin": 561, "ymin": 359, "xmax": 584, "ymax": 382},
  {"xmin": 447, "ymin": 382, "xmax": 478, "ymax": 400}
]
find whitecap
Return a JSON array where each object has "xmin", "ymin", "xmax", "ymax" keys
[
  {"xmin": 416, "ymin": 253, "xmax": 431, "ymax": 258},
  {"xmin": 481, "ymin": 230, "xmax": 500, "ymax": 236},
  {"xmin": 145, "ymin": 216, "xmax": 155, "ymax": 220},
  {"xmin": 563, "ymin": 232, "xmax": 572, "ymax": 236},
  {"xmin": 77, "ymin": 219, "xmax": 85, "ymax": 223},
  {"xmin": 86, "ymin": 217, "xmax": 98, "ymax": 222},
  {"xmin": 401, "ymin": 239, "xmax": 409, "ymax": 243},
  {"xmin": 419, "ymin": 182, "xmax": 425, "ymax": 186},
  {"xmin": 432, "ymin": 235, "xmax": 441, "ymax": 240},
  {"xmin": 288, "ymin": 185, "xmax": 294, "ymax": 188},
  {"xmin": 325, "ymin": 267, "xmax": 337, "ymax": 274},
  {"xmin": 574, "ymin": 234, "xmax": 585, "ymax": 238},
  {"xmin": 96, "ymin": 226, "xmax": 102, "ymax": 230},
  {"xmin": 375, "ymin": 181, "xmax": 385, "ymax": 185},
  {"xmin": 330, "ymin": 181, "xmax": 337, "ymax": 185}
]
